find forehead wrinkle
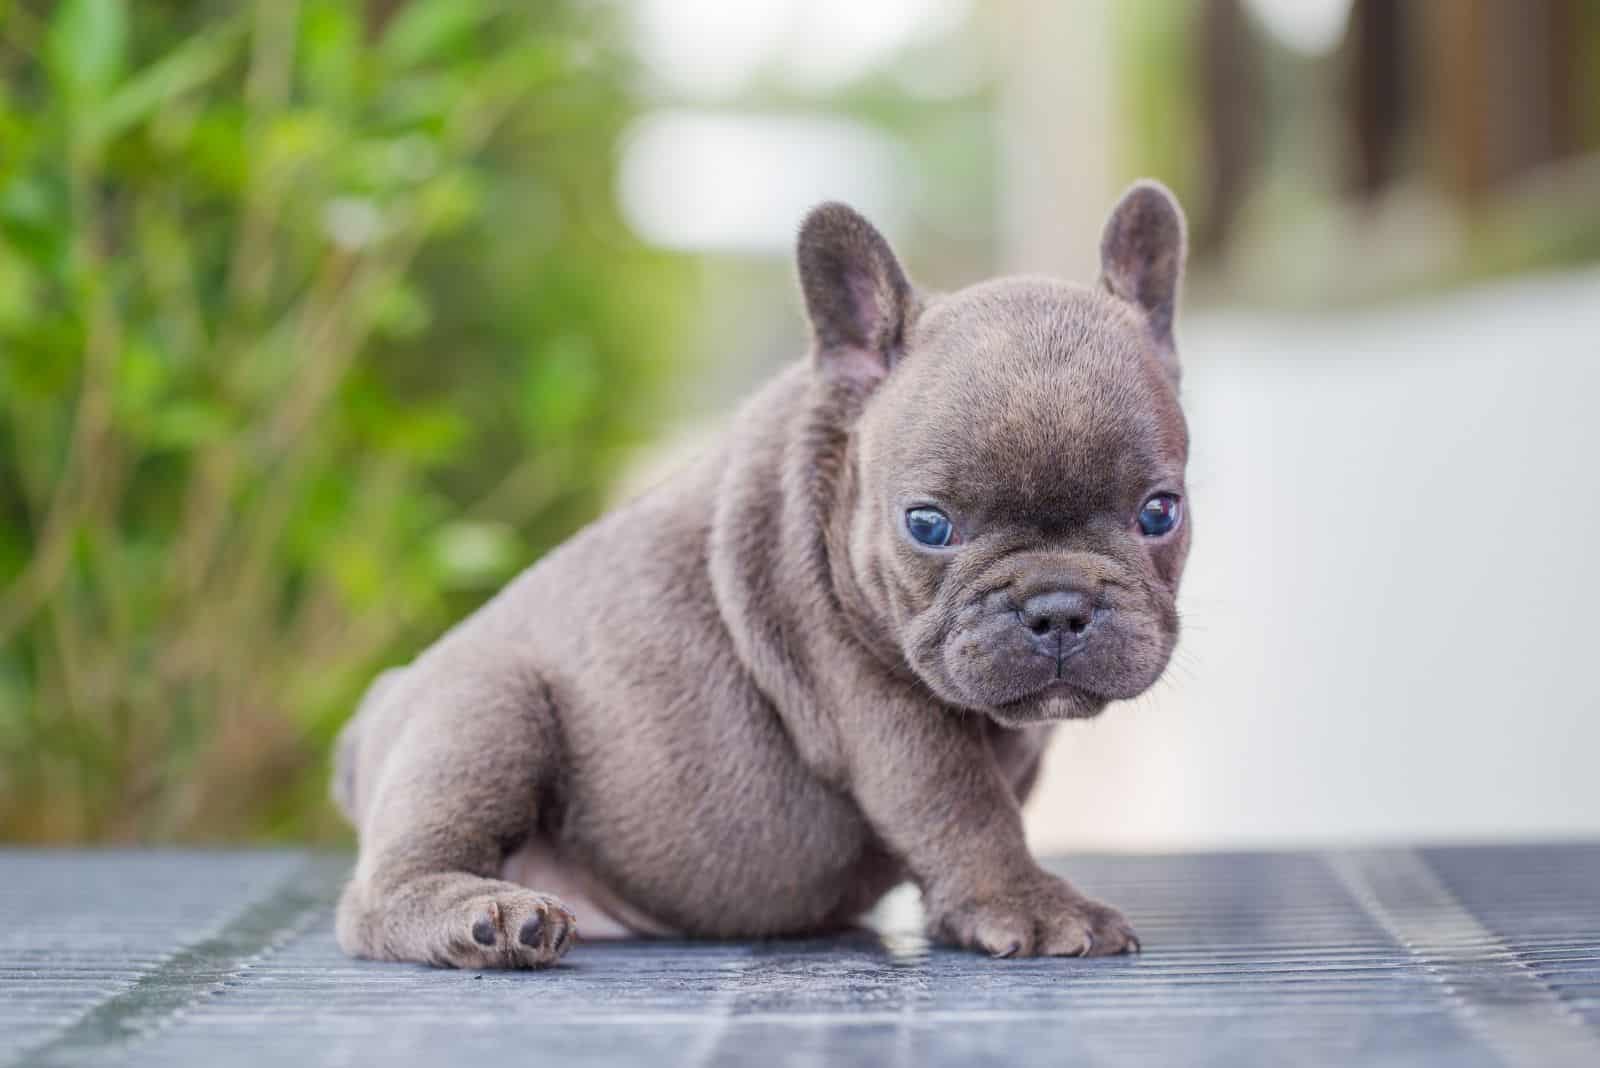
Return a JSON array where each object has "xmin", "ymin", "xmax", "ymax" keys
[{"xmin": 887, "ymin": 282, "xmax": 1179, "ymax": 522}]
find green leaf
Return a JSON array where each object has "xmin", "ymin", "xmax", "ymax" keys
[
  {"xmin": 0, "ymin": 244, "xmax": 38, "ymax": 329},
  {"xmin": 430, "ymin": 521, "xmax": 519, "ymax": 590},
  {"xmin": 366, "ymin": 280, "xmax": 433, "ymax": 340},
  {"xmin": 301, "ymin": 1, "xmax": 361, "ymax": 105},
  {"xmin": 93, "ymin": 20, "xmax": 246, "ymax": 142},
  {"xmin": 329, "ymin": 539, "xmax": 385, "ymax": 604},
  {"xmin": 46, "ymin": 0, "xmax": 128, "ymax": 103},
  {"xmin": 148, "ymin": 403, "xmax": 231, "ymax": 451},
  {"xmin": 413, "ymin": 169, "xmax": 482, "ymax": 235},
  {"xmin": 521, "ymin": 334, "xmax": 599, "ymax": 442},
  {"xmin": 379, "ymin": 0, "xmax": 489, "ymax": 70}
]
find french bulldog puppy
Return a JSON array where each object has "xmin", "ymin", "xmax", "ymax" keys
[{"xmin": 333, "ymin": 180, "xmax": 1191, "ymax": 968}]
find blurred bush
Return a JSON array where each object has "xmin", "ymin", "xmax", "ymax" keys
[{"xmin": 0, "ymin": 0, "xmax": 688, "ymax": 842}]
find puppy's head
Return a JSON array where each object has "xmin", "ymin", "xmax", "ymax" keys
[{"xmin": 798, "ymin": 182, "xmax": 1190, "ymax": 725}]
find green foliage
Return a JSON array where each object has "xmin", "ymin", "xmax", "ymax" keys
[
  {"xmin": 0, "ymin": 0, "xmax": 687, "ymax": 841},
  {"xmin": 1112, "ymin": 2, "xmax": 1202, "ymax": 222}
]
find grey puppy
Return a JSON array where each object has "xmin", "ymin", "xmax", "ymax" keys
[{"xmin": 333, "ymin": 180, "xmax": 1191, "ymax": 968}]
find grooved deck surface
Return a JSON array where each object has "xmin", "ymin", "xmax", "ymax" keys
[{"xmin": 2, "ymin": 845, "xmax": 1598, "ymax": 1066}]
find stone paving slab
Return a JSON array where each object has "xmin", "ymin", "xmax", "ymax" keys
[{"xmin": 2, "ymin": 845, "xmax": 1597, "ymax": 1066}]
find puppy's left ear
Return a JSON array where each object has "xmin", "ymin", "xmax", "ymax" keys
[
  {"xmin": 797, "ymin": 203, "xmax": 914, "ymax": 389},
  {"xmin": 1100, "ymin": 180, "xmax": 1187, "ymax": 383}
]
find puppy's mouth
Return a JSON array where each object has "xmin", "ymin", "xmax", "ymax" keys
[
  {"xmin": 988, "ymin": 670, "xmax": 1107, "ymax": 724},
  {"xmin": 902, "ymin": 577, "xmax": 1176, "ymax": 724},
  {"xmin": 937, "ymin": 644, "xmax": 1109, "ymax": 723},
  {"xmin": 1044, "ymin": 635, "xmax": 1089, "ymax": 679},
  {"xmin": 924, "ymin": 613, "xmax": 1163, "ymax": 724}
]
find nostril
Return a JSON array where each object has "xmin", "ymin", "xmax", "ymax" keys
[{"xmin": 1018, "ymin": 590, "xmax": 1096, "ymax": 642}]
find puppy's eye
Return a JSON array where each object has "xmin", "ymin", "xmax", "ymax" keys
[
  {"xmin": 1137, "ymin": 494, "xmax": 1182, "ymax": 537},
  {"xmin": 905, "ymin": 507, "xmax": 956, "ymax": 547}
]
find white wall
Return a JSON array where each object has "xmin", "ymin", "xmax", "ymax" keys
[{"xmin": 1027, "ymin": 269, "xmax": 1600, "ymax": 851}]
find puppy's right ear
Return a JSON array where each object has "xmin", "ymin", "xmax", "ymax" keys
[
  {"xmin": 796, "ymin": 203, "xmax": 913, "ymax": 388},
  {"xmin": 1100, "ymin": 180, "xmax": 1187, "ymax": 384}
]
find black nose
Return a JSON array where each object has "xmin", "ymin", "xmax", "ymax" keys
[{"xmin": 1018, "ymin": 590, "xmax": 1096, "ymax": 640}]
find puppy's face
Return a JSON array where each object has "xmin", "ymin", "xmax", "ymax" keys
[
  {"xmin": 854, "ymin": 283, "xmax": 1188, "ymax": 723},
  {"xmin": 798, "ymin": 183, "xmax": 1190, "ymax": 725}
]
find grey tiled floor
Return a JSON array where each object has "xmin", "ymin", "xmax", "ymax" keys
[{"xmin": 2, "ymin": 846, "xmax": 1598, "ymax": 1066}]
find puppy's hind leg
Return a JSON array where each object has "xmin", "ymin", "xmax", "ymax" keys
[
  {"xmin": 336, "ymin": 640, "xmax": 576, "ymax": 969},
  {"xmin": 331, "ymin": 667, "xmax": 406, "ymax": 826}
]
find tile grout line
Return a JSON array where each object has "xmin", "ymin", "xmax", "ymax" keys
[
  {"xmin": 1325, "ymin": 848, "xmax": 1600, "ymax": 1068},
  {"xmin": 10, "ymin": 854, "xmax": 349, "ymax": 1068},
  {"xmin": 683, "ymin": 949, "xmax": 757, "ymax": 1068}
]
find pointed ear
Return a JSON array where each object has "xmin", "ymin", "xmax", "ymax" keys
[
  {"xmin": 796, "ymin": 202, "xmax": 913, "ymax": 388},
  {"xmin": 1100, "ymin": 180, "xmax": 1187, "ymax": 382}
]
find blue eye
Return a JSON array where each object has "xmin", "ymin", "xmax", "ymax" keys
[
  {"xmin": 1137, "ymin": 494, "xmax": 1181, "ymax": 537},
  {"xmin": 906, "ymin": 507, "xmax": 955, "ymax": 547}
]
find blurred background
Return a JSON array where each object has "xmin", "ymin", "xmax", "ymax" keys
[{"xmin": 1, "ymin": 0, "xmax": 1597, "ymax": 848}]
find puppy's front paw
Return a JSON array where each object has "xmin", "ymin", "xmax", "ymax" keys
[
  {"xmin": 453, "ymin": 890, "xmax": 577, "ymax": 969},
  {"xmin": 930, "ymin": 879, "xmax": 1138, "ymax": 958}
]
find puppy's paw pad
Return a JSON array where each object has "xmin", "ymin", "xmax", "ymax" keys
[
  {"xmin": 1067, "ymin": 899, "xmax": 1139, "ymax": 957},
  {"xmin": 468, "ymin": 899, "xmax": 504, "ymax": 947},
  {"xmin": 933, "ymin": 882, "xmax": 1138, "ymax": 959},
  {"xmin": 454, "ymin": 891, "xmax": 576, "ymax": 969}
]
